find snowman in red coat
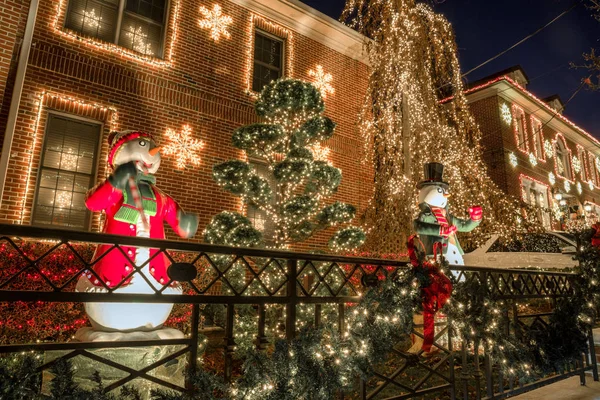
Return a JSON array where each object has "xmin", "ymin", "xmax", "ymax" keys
[{"xmin": 76, "ymin": 131, "xmax": 198, "ymax": 335}]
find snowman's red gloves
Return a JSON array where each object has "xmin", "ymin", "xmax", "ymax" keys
[
  {"xmin": 440, "ymin": 225, "xmax": 457, "ymax": 238},
  {"xmin": 108, "ymin": 161, "xmax": 137, "ymax": 190},
  {"xmin": 175, "ymin": 209, "xmax": 199, "ymax": 239},
  {"xmin": 469, "ymin": 206, "xmax": 483, "ymax": 221}
]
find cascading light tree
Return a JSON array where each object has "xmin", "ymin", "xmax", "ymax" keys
[
  {"xmin": 206, "ymin": 79, "xmax": 365, "ymax": 252},
  {"xmin": 341, "ymin": 0, "xmax": 536, "ymax": 253}
]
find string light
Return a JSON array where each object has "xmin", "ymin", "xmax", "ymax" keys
[
  {"xmin": 124, "ymin": 26, "xmax": 153, "ymax": 56},
  {"xmin": 530, "ymin": 116, "xmax": 545, "ymax": 161},
  {"xmin": 162, "ymin": 125, "xmax": 204, "ymax": 170},
  {"xmin": 529, "ymin": 152, "xmax": 538, "ymax": 167},
  {"xmin": 308, "ymin": 143, "xmax": 331, "ymax": 164},
  {"xmin": 577, "ymin": 181, "xmax": 583, "ymax": 195},
  {"xmin": 544, "ymin": 140, "xmax": 554, "ymax": 159},
  {"xmin": 500, "ymin": 103, "xmax": 512, "ymax": 125},
  {"xmin": 572, "ymin": 155, "xmax": 581, "ymax": 174},
  {"xmin": 52, "ymin": 0, "xmax": 181, "ymax": 67},
  {"xmin": 308, "ymin": 65, "xmax": 335, "ymax": 99},
  {"xmin": 198, "ymin": 4, "xmax": 233, "ymax": 41},
  {"xmin": 509, "ymin": 152, "xmax": 518, "ymax": 167},
  {"xmin": 564, "ymin": 180, "xmax": 571, "ymax": 192},
  {"xmin": 548, "ymin": 172, "xmax": 556, "ymax": 186},
  {"xmin": 511, "ymin": 104, "xmax": 529, "ymax": 154},
  {"xmin": 21, "ymin": 91, "xmax": 118, "ymax": 224},
  {"xmin": 81, "ymin": 9, "xmax": 102, "ymax": 30}
]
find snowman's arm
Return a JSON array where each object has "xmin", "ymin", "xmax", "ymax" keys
[
  {"xmin": 85, "ymin": 180, "xmax": 124, "ymax": 212},
  {"xmin": 161, "ymin": 191, "xmax": 199, "ymax": 239},
  {"xmin": 450, "ymin": 215, "xmax": 481, "ymax": 232},
  {"xmin": 414, "ymin": 219, "xmax": 442, "ymax": 236}
]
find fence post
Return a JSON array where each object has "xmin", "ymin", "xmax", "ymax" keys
[
  {"xmin": 187, "ymin": 303, "xmax": 200, "ymax": 391},
  {"xmin": 286, "ymin": 259, "xmax": 298, "ymax": 340},
  {"xmin": 448, "ymin": 315, "xmax": 456, "ymax": 400},
  {"xmin": 256, "ymin": 303, "xmax": 268, "ymax": 351},
  {"xmin": 224, "ymin": 303, "xmax": 235, "ymax": 382},
  {"xmin": 588, "ymin": 326, "xmax": 599, "ymax": 381}
]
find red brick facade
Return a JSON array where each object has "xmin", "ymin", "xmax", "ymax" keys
[
  {"xmin": 466, "ymin": 73, "xmax": 600, "ymax": 229},
  {"xmin": 0, "ymin": 0, "xmax": 371, "ymax": 249}
]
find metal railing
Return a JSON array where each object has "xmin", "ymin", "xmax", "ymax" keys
[{"xmin": 0, "ymin": 224, "xmax": 596, "ymax": 399}]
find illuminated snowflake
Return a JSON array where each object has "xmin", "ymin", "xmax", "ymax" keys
[
  {"xmin": 509, "ymin": 152, "xmax": 518, "ymax": 168},
  {"xmin": 548, "ymin": 172, "xmax": 556, "ymax": 186},
  {"xmin": 308, "ymin": 143, "xmax": 331, "ymax": 163},
  {"xmin": 564, "ymin": 180, "xmax": 571, "ymax": 193},
  {"xmin": 55, "ymin": 191, "xmax": 72, "ymax": 209},
  {"xmin": 544, "ymin": 140, "xmax": 553, "ymax": 159},
  {"xmin": 199, "ymin": 4, "xmax": 233, "ymax": 41},
  {"xmin": 572, "ymin": 156, "xmax": 581, "ymax": 174},
  {"xmin": 589, "ymin": 180, "xmax": 595, "ymax": 191},
  {"xmin": 125, "ymin": 26, "xmax": 153, "ymax": 55},
  {"xmin": 81, "ymin": 9, "xmax": 102, "ymax": 30},
  {"xmin": 500, "ymin": 103, "xmax": 512, "ymax": 125},
  {"xmin": 577, "ymin": 181, "xmax": 582, "ymax": 195},
  {"xmin": 528, "ymin": 152, "xmax": 537, "ymax": 167},
  {"xmin": 309, "ymin": 65, "xmax": 335, "ymax": 99},
  {"xmin": 162, "ymin": 125, "xmax": 204, "ymax": 170}
]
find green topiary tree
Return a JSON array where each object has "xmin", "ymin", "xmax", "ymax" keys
[{"xmin": 205, "ymin": 79, "xmax": 365, "ymax": 251}]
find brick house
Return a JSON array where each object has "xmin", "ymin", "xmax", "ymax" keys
[
  {"xmin": 0, "ymin": 0, "xmax": 371, "ymax": 249},
  {"xmin": 464, "ymin": 66, "xmax": 600, "ymax": 230}
]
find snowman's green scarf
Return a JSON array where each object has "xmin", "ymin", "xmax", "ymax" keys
[{"xmin": 114, "ymin": 174, "xmax": 157, "ymax": 224}]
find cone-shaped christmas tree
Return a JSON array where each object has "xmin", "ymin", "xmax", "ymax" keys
[{"xmin": 342, "ymin": 0, "xmax": 534, "ymax": 253}]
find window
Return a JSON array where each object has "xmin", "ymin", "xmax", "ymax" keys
[
  {"xmin": 32, "ymin": 114, "xmax": 101, "ymax": 229},
  {"xmin": 521, "ymin": 175, "xmax": 551, "ymax": 229},
  {"xmin": 64, "ymin": 0, "xmax": 168, "ymax": 57},
  {"xmin": 247, "ymin": 161, "xmax": 277, "ymax": 242},
  {"xmin": 512, "ymin": 106, "xmax": 528, "ymax": 152},
  {"xmin": 252, "ymin": 30, "xmax": 284, "ymax": 93},
  {"xmin": 555, "ymin": 136, "xmax": 571, "ymax": 179},
  {"xmin": 577, "ymin": 147, "xmax": 587, "ymax": 181},
  {"xmin": 530, "ymin": 117, "xmax": 544, "ymax": 160}
]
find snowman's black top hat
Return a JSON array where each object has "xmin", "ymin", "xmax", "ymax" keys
[{"xmin": 416, "ymin": 162, "xmax": 449, "ymax": 189}]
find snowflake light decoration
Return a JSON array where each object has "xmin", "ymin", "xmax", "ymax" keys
[
  {"xmin": 162, "ymin": 125, "xmax": 204, "ymax": 170},
  {"xmin": 125, "ymin": 26, "xmax": 153, "ymax": 55},
  {"xmin": 577, "ymin": 181, "xmax": 582, "ymax": 195},
  {"xmin": 572, "ymin": 156, "xmax": 581, "ymax": 174},
  {"xmin": 548, "ymin": 172, "xmax": 556, "ymax": 186},
  {"xmin": 509, "ymin": 152, "xmax": 518, "ymax": 168},
  {"xmin": 500, "ymin": 103, "xmax": 512, "ymax": 125},
  {"xmin": 544, "ymin": 140, "xmax": 554, "ymax": 159},
  {"xmin": 81, "ymin": 9, "xmax": 102, "ymax": 30},
  {"xmin": 308, "ymin": 143, "xmax": 331, "ymax": 163},
  {"xmin": 198, "ymin": 4, "xmax": 233, "ymax": 41},
  {"xmin": 528, "ymin": 152, "xmax": 537, "ymax": 166},
  {"xmin": 309, "ymin": 65, "xmax": 335, "ymax": 99},
  {"xmin": 589, "ymin": 180, "xmax": 595, "ymax": 191},
  {"xmin": 564, "ymin": 180, "xmax": 571, "ymax": 193}
]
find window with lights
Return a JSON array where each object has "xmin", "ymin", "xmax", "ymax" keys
[
  {"xmin": 246, "ymin": 160, "xmax": 277, "ymax": 243},
  {"xmin": 530, "ymin": 117, "xmax": 544, "ymax": 160},
  {"xmin": 520, "ymin": 175, "xmax": 551, "ymax": 229},
  {"xmin": 555, "ymin": 136, "xmax": 572, "ymax": 180},
  {"xmin": 252, "ymin": 30, "xmax": 284, "ymax": 93},
  {"xmin": 64, "ymin": 0, "xmax": 168, "ymax": 57},
  {"xmin": 511, "ymin": 106, "xmax": 528, "ymax": 153},
  {"xmin": 32, "ymin": 114, "xmax": 101, "ymax": 229}
]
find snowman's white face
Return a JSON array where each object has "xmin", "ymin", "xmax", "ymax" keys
[
  {"xmin": 418, "ymin": 185, "xmax": 449, "ymax": 208},
  {"xmin": 114, "ymin": 137, "xmax": 161, "ymax": 174}
]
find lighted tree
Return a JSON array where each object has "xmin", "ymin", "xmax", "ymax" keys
[
  {"xmin": 341, "ymin": 0, "xmax": 532, "ymax": 253},
  {"xmin": 205, "ymin": 79, "xmax": 365, "ymax": 251}
]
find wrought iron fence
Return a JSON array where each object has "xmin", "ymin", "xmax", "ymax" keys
[{"xmin": 0, "ymin": 224, "xmax": 597, "ymax": 399}]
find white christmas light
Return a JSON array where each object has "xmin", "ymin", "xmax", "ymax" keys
[
  {"xmin": 162, "ymin": 125, "xmax": 204, "ymax": 170},
  {"xmin": 308, "ymin": 143, "xmax": 331, "ymax": 163},
  {"xmin": 528, "ymin": 153, "xmax": 537, "ymax": 166},
  {"xmin": 308, "ymin": 65, "xmax": 335, "ymax": 99},
  {"xmin": 589, "ymin": 180, "xmax": 595, "ymax": 191},
  {"xmin": 564, "ymin": 180, "xmax": 571, "ymax": 193},
  {"xmin": 596, "ymin": 156, "xmax": 600, "ymax": 172},
  {"xmin": 576, "ymin": 181, "xmax": 582, "ymax": 195},
  {"xmin": 509, "ymin": 152, "xmax": 518, "ymax": 168},
  {"xmin": 500, "ymin": 103, "xmax": 512, "ymax": 125},
  {"xmin": 198, "ymin": 4, "xmax": 233, "ymax": 41},
  {"xmin": 572, "ymin": 156, "xmax": 581, "ymax": 174},
  {"xmin": 544, "ymin": 140, "xmax": 554, "ymax": 159},
  {"xmin": 125, "ymin": 26, "xmax": 153, "ymax": 55},
  {"xmin": 548, "ymin": 172, "xmax": 556, "ymax": 186},
  {"xmin": 81, "ymin": 8, "xmax": 102, "ymax": 30}
]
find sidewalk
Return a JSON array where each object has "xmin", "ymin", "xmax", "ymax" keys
[{"xmin": 510, "ymin": 376, "xmax": 600, "ymax": 400}]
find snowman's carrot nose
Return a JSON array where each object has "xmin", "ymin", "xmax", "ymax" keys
[
  {"xmin": 443, "ymin": 193, "xmax": 451, "ymax": 198},
  {"xmin": 149, "ymin": 146, "xmax": 161, "ymax": 157}
]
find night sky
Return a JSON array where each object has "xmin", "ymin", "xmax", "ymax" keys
[{"xmin": 301, "ymin": 0, "xmax": 600, "ymax": 138}]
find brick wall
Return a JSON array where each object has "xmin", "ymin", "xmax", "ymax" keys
[{"xmin": 0, "ymin": 0, "xmax": 371, "ymax": 250}]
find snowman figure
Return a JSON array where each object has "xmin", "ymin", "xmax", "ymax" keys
[
  {"xmin": 76, "ymin": 130, "xmax": 198, "ymax": 333},
  {"xmin": 414, "ymin": 162, "xmax": 483, "ymax": 273}
]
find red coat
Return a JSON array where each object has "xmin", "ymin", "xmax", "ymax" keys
[
  {"xmin": 592, "ymin": 223, "xmax": 600, "ymax": 249},
  {"xmin": 85, "ymin": 180, "xmax": 188, "ymax": 288}
]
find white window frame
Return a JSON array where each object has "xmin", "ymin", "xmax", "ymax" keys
[{"xmin": 252, "ymin": 29, "xmax": 285, "ymax": 93}]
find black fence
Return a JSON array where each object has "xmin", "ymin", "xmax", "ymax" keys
[{"xmin": 0, "ymin": 224, "xmax": 596, "ymax": 399}]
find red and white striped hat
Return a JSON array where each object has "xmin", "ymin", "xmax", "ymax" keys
[{"xmin": 107, "ymin": 130, "xmax": 154, "ymax": 169}]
